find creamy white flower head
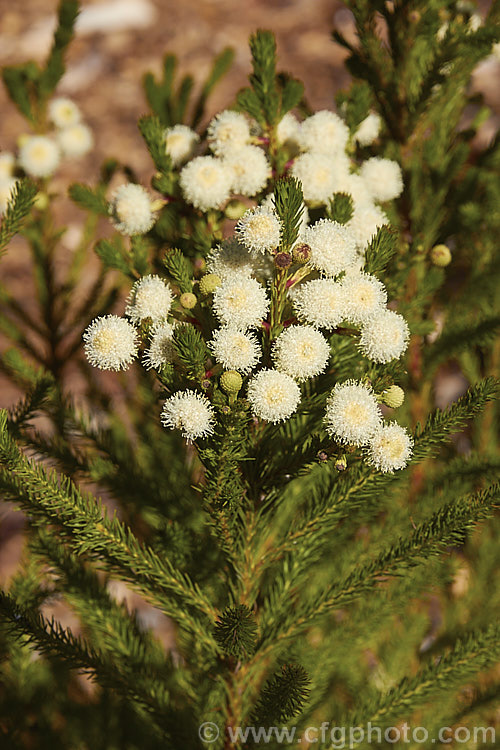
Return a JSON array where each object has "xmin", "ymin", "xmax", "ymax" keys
[
  {"xmin": 110, "ymin": 183, "xmax": 156, "ymax": 235},
  {"xmin": 247, "ymin": 369, "xmax": 301, "ymax": 423},
  {"xmin": 57, "ymin": 123, "xmax": 94, "ymax": 158},
  {"xmin": 143, "ymin": 320, "xmax": 176, "ymax": 370},
  {"xmin": 207, "ymin": 110, "xmax": 251, "ymax": 156},
  {"xmin": 161, "ymin": 390, "xmax": 215, "ymax": 442},
  {"xmin": 359, "ymin": 309, "xmax": 410, "ymax": 363},
  {"xmin": 213, "ymin": 275, "xmax": 269, "ymax": 330},
  {"xmin": 292, "ymin": 278, "xmax": 346, "ymax": 330},
  {"xmin": 298, "ymin": 110, "xmax": 349, "ymax": 155},
  {"xmin": 83, "ymin": 315, "xmax": 138, "ymax": 371},
  {"xmin": 179, "ymin": 156, "xmax": 233, "ymax": 211},
  {"xmin": 164, "ymin": 124, "xmax": 199, "ymax": 167},
  {"xmin": 125, "ymin": 274, "xmax": 173, "ymax": 324},
  {"xmin": 291, "ymin": 153, "xmax": 338, "ymax": 204},
  {"xmin": 235, "ymin": 206, "xmax": 282, "ymax": 254},
  {"xmin": 18, "ymin": 136, "xmax": 60, "ymax": 178},
  {"xmin": 354, "ymin": 113, "xmax": 382, "ymax": 146},
  {"xmin": 324, "ymin": 380, "xmax": 382, "ymax": 446},
  {"xmin": 0, "ymin": 178, "xmax": 18, "ymax": 216},
  {"xmin": 223, "ymin": 145, "xmax": 271, "ymax": 196},
  {"xmin": 360, "ymin": 157, "xmax": 403, "ymax": 202},
  {"xmin": 209, "ymin": 327, "xmax": 261, "ymax": 374},
  {"xmin": 340, "ymin": 271, "xmax": 388, "ymax": 325},
  {"xmin": 0, "ymin": 152, "xmax": 15, "ymax": 180},
  {"xmin": 207, "ymin": 238, "xmax": 256, "ymax": 280},
  {"xmin": 48, "ymin": 97, "xmax": 81, "ymax": 128},
  {"xmin": 277, "ymin": 112, "xmax": 301, "ymax": 147},
  {"xmin": 366, "ymin": 422, "xmax": 413, "ymax": 472},
  {"xmin": 272, "ymin": 325, "xmax": 330, "ymax": 381},
  {"xmin": 332, "ymin": 171, "xmax": 372, "ymax": 210},
  {"xmin": 347, "ymin": 202, "xmax": 388, "ymax": 250},
  {"xmin": 304, "ymin": 219, "xmax": 357, "ymax": 277}
]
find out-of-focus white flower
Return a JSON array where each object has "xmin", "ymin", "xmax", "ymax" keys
[
  {"xmin": 109, "ymin": 183, "xmax": 156, "ymax": 235},
  {"xmin": 223, "ymin": 145, "xmax": 271, "ymax": 196},
  {"xmin": 290, "ymin": 152, "xmax": 338, "ymax": 205},
  {"xmin": 304, "ymin": 219, "xmax": 357, "ymax": 277},
  {"xmin": 347, "ymin": 202, "xmax": 389, "ymax": 251},
  {"xmin": 18, "ymin": 136, "xmax": 60, "ymax": 178},
  {"xmin": 298, "ymin": 110, "xmax": 349, "ymax": 155},
  {"xmin": 0, "ymin": 152, "xmax": 15, "ymax": 180},
  {"xmin": 207, "ymin": 110, "xmax": 251, "ymax": 155},
  {"xmin": 360, "ymin": 157, "xmax": 403, "ymax": 202},
  {"xmin": 164, "ymin": 124, "xmax": 199, "ymax": 167},
  {"xmin": 353, "ymin": 113, "xmax": 381, "ymax": 146},
  {"xmin": 48, "ymin": 97, "xmax": 81, "ymax": 128},
  {"xmin": 0, "ymin": 178, "xmax": 18, "ymax": 216},
  {"xmin": 57, "ymin": 123, "xmax": 94, "ymax": 158},
  {"xmin": 179, "ymin": 156, "xmax": 233, "ymax": 211}
]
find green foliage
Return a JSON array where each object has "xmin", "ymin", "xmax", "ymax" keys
[
  {"xmin": 68, "ymin": 183, "xmax": 109, "ymax": 216},
  {"xmin": 214, "ymin": 605, "xmax": 257, "ymax": 660},
  {"xmin": 138, "ymin": 114, "xmax": 172, "ymax": 174},
  {"xmin": 327, "ymin": 192, "xmax": 354, "ymax": 224},
  {"xmin": 172, "ymin": 325, "xmax": 208, "ymax": 382},
  {"xmin": 0, "ymin": 180, "xmax": 38, "ymax": 257},
  {"xmin": 253, "ymin": 664, "xmax": 311, "ymax": 724},
  {"xmin": 272, "ymin": 177, "xmax": 304, "ymax": 252},
  {"xmin": 163, "ymin": 248, "xmax": 193, "ymax": 293},
  {"xmin": 38, "ymin": 0, "xmax": 79, "ymax": 98}
]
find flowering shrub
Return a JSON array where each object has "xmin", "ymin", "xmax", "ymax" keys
[{"xmin": 0, "ymin": 2, "xmax": 499, "ymax": 748}]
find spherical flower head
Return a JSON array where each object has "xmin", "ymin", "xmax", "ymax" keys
[
  {"xmin": 292, "ymin": 278, "xmax": 346, "ymax": 330},
  {"xmin": 332, "ymin": 171, "xmax": 372, "ymax": 210},
  {"xmin": 277, "ymin": 112, "xmax": 301, "ymax": 148},
  {"xmin": 291, "ymin": 153, "xmax": 338, "ymax": 205},
  {"xmin": 199, "ymin": 273, "xmax": 222, "ymax": 296},
  {"xmin": 354, "ymin": 113, "xmax": 381, "ymax": 146},
  {"xmin": 18, "ymin": 136, "xmax": 60, "ymax": 178},
  {"xmin": 143, "ymin": 320, "xmax": 176, "ymax": 370},
  {"xmin": 430, "ymin": 244, "xmax": 452, "ymax": 267},
  {"xmin": 340, "ymin": 271, "xmax": 388, "ymax": 325},
  {"xmin": 207, "ymin": 110, "xmax": 251, "ymax": 156},
  {"xmin": 324, "ymin": 380, "xmax": 382, "ymax": 446},
  {"xmin": 212, "ymin": 275, "xmax": 269, "ymax": 330},
  {"xmin": 223, "ymin": 144, "xmax": 271, "ymax": 196},
  {"xmin": 125, "ymin": 274, "xmax": 173, "ymax": 324},
  {"xmin": 235, "ymin": 206, "xmax": 282, "ymax": 254},
  {"xmin": 0, "ymin": 178, "xmax": 18, "ymax": 217},
  {"xmin": 359, "ymin": 309, "xmax": 410, "ymax": 363},
  {"xmin": 110, "ymin": 183, "xmax": 156, "ymax": 236},
  {"xmin": 298, "ymin": 110, "xmax": 349, "ymax": 155},
  {"xmin": 365, "ymin": 422, "xmax": 413, "ymax": 472},
  {"xmin": 179, "ymin": 156, "xmax": 233, "ymax": 211},
  {"xmin": 83, "ymin": 315, "xmax": 138, "ymax": 371},
  {"xmin": 304, "ymin": 219, "xmax": 357, "ymax": 277},
  {"xmin": 247, "ymin": 369, "xmax": 301, "ymax": 423},
  {"xmin": 57, "ymin": 123, "xmax": 94, "ymax": 158},
  {"xmin": 164, "ymin": 124, "xmax": 199, "ymax": 167},
  {"xmin": 272, "ymin": 325, "xmax": 330, "ymax": 381},
  {"xmin": 48, "ymin": 97, "xmax": 81, "ymax": 128},
  {"xmin": 0, "ymin": 152, "xmax": 15, "ymax": 180},
  {"xmin": 207, "ymin": 238, "xmax": 264, "ymax": 282},
  {"xmin": 360, "ymin": 157, "xmax": 403, "ymax": 202},
  {"xmin": 347, "ymin": 203, "xmax": 388, "ymax": 251},
  {"xmin": 161, "ymin": 390, "xmax": 215, "ymax": 443},
  {"xmin": 209, "ymin": 327, "xmax": 261, "ymax": 374}
]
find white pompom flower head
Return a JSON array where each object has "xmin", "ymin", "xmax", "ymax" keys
[
  {"xmin": 164, "ymin": 124, "xmax": 199, "ymax": 167},
  {"xmin": 125, "ymin": 274, "xmax": 174, "ymax": 325},
  {"xmin": 143, "ymin": 320, "xmax": 176, "ymax": 370},
  {"xmin": 304, "ymin": 219, "xmax": 358, "ymax": 277},
  {"xmin": 109, "ymin": 183, "xmax": 156, "ymax": 236},
  {"xmin": 354, "ymin": 113, "xmax": 381, "ymax": 147},
  {"xmin": 18, "ymin": 136, "xmax": 60, "ymax": 178},
  {"xmin": 223, "ymin": 145, "xmax": 271, "ymax": 197},
  {"xmin": 207, "ymin": 110, "xmax": 251, "ymax": 156},
  {"xmin": 48, "ymin": 97, "xmax": 81, "ymax": 128},
  {"xmin": 365, "ymin": 422, "xmax": 413, "ymax": 473},
  {"xmin": 324, "ymin": 380, "xmax": 382, "ymax": 447},
  {"xmin": 359, "ymin": 308, "xmax": 410, "ymax": 363},
  {"xmin": 292, "ymin": 278, "xmax": 346, "ymax": 330},
  {"xmin": 291, "ymin": 152, "xmax": 338, "ymax": 205},
  {"xmin": 340, "ymin": 271, "xmax": 388, "ymax": 326},
  {"xmin": 57, "ymin": 123, "xmax": 94, "ymax": 158},
  {"xmin": 235, "ymin": 206, "xmax": 282, "ymax": 254},
  {"xmin": 161, "ymin": 390, "xmax": 216, "ymax": 443},
  {"xmin": 247, "ymin": 369, "xmax": 301, "ymax": 423},
  {"xmin": 209, "ymin": 327, "xmax": 261, "ymax": 374},
  {"xmin": 298, "ymin": 110, "xmax": 349, "ymax": 155},
  {"xmin": 212, "ymin": 275, "xmax": 269, "ymax": 330},
  {"xmin": 272, "ymin": 325, "xmax": 330, "ymax": 381},
  {"xmin": 179, "ymin": 156, "xmax": 233, "ymax": 212},
  {"xmin": 83, "ymin": 315, "xmax": 139, "ymax": 371},
  {"xmin": 360, "ymin": 157, "xmax": 404, "ymax": 203}
]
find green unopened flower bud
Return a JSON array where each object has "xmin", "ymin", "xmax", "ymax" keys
[
  {"xmin": 34, "ymin": 192, "xmax": 49, "ymax": 210},
  {"xmin": 225, "ymin": 199, "xmax": 248, "ymax": 221},
  {"xmin": 199, "ymin": 273, "xmax": 221, "ymax": 296},
  {"xmin": 292, "ymin": 243, "xmax": 311, "ymax": 264},
  {"xmin": 381, "ymin": 385, "xmax": 405, "ymax": 409},
  {"xmin": 335, "ymin": 455, "xmax": 348, "ymax": 472},
  {"xmin": 220, "ymin": 370, "xmax": 243, "ymax": 394},
  {"xmin": 180, "ymin": 292, "xmax": 197, "ymax": 309},
  {"xmin": 430, "ymin": 244, "xmax": 452, "ymax": 267},
  {"xmin": 274, "ymin": 252, "xmax": 292, "ymax": 269}
]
